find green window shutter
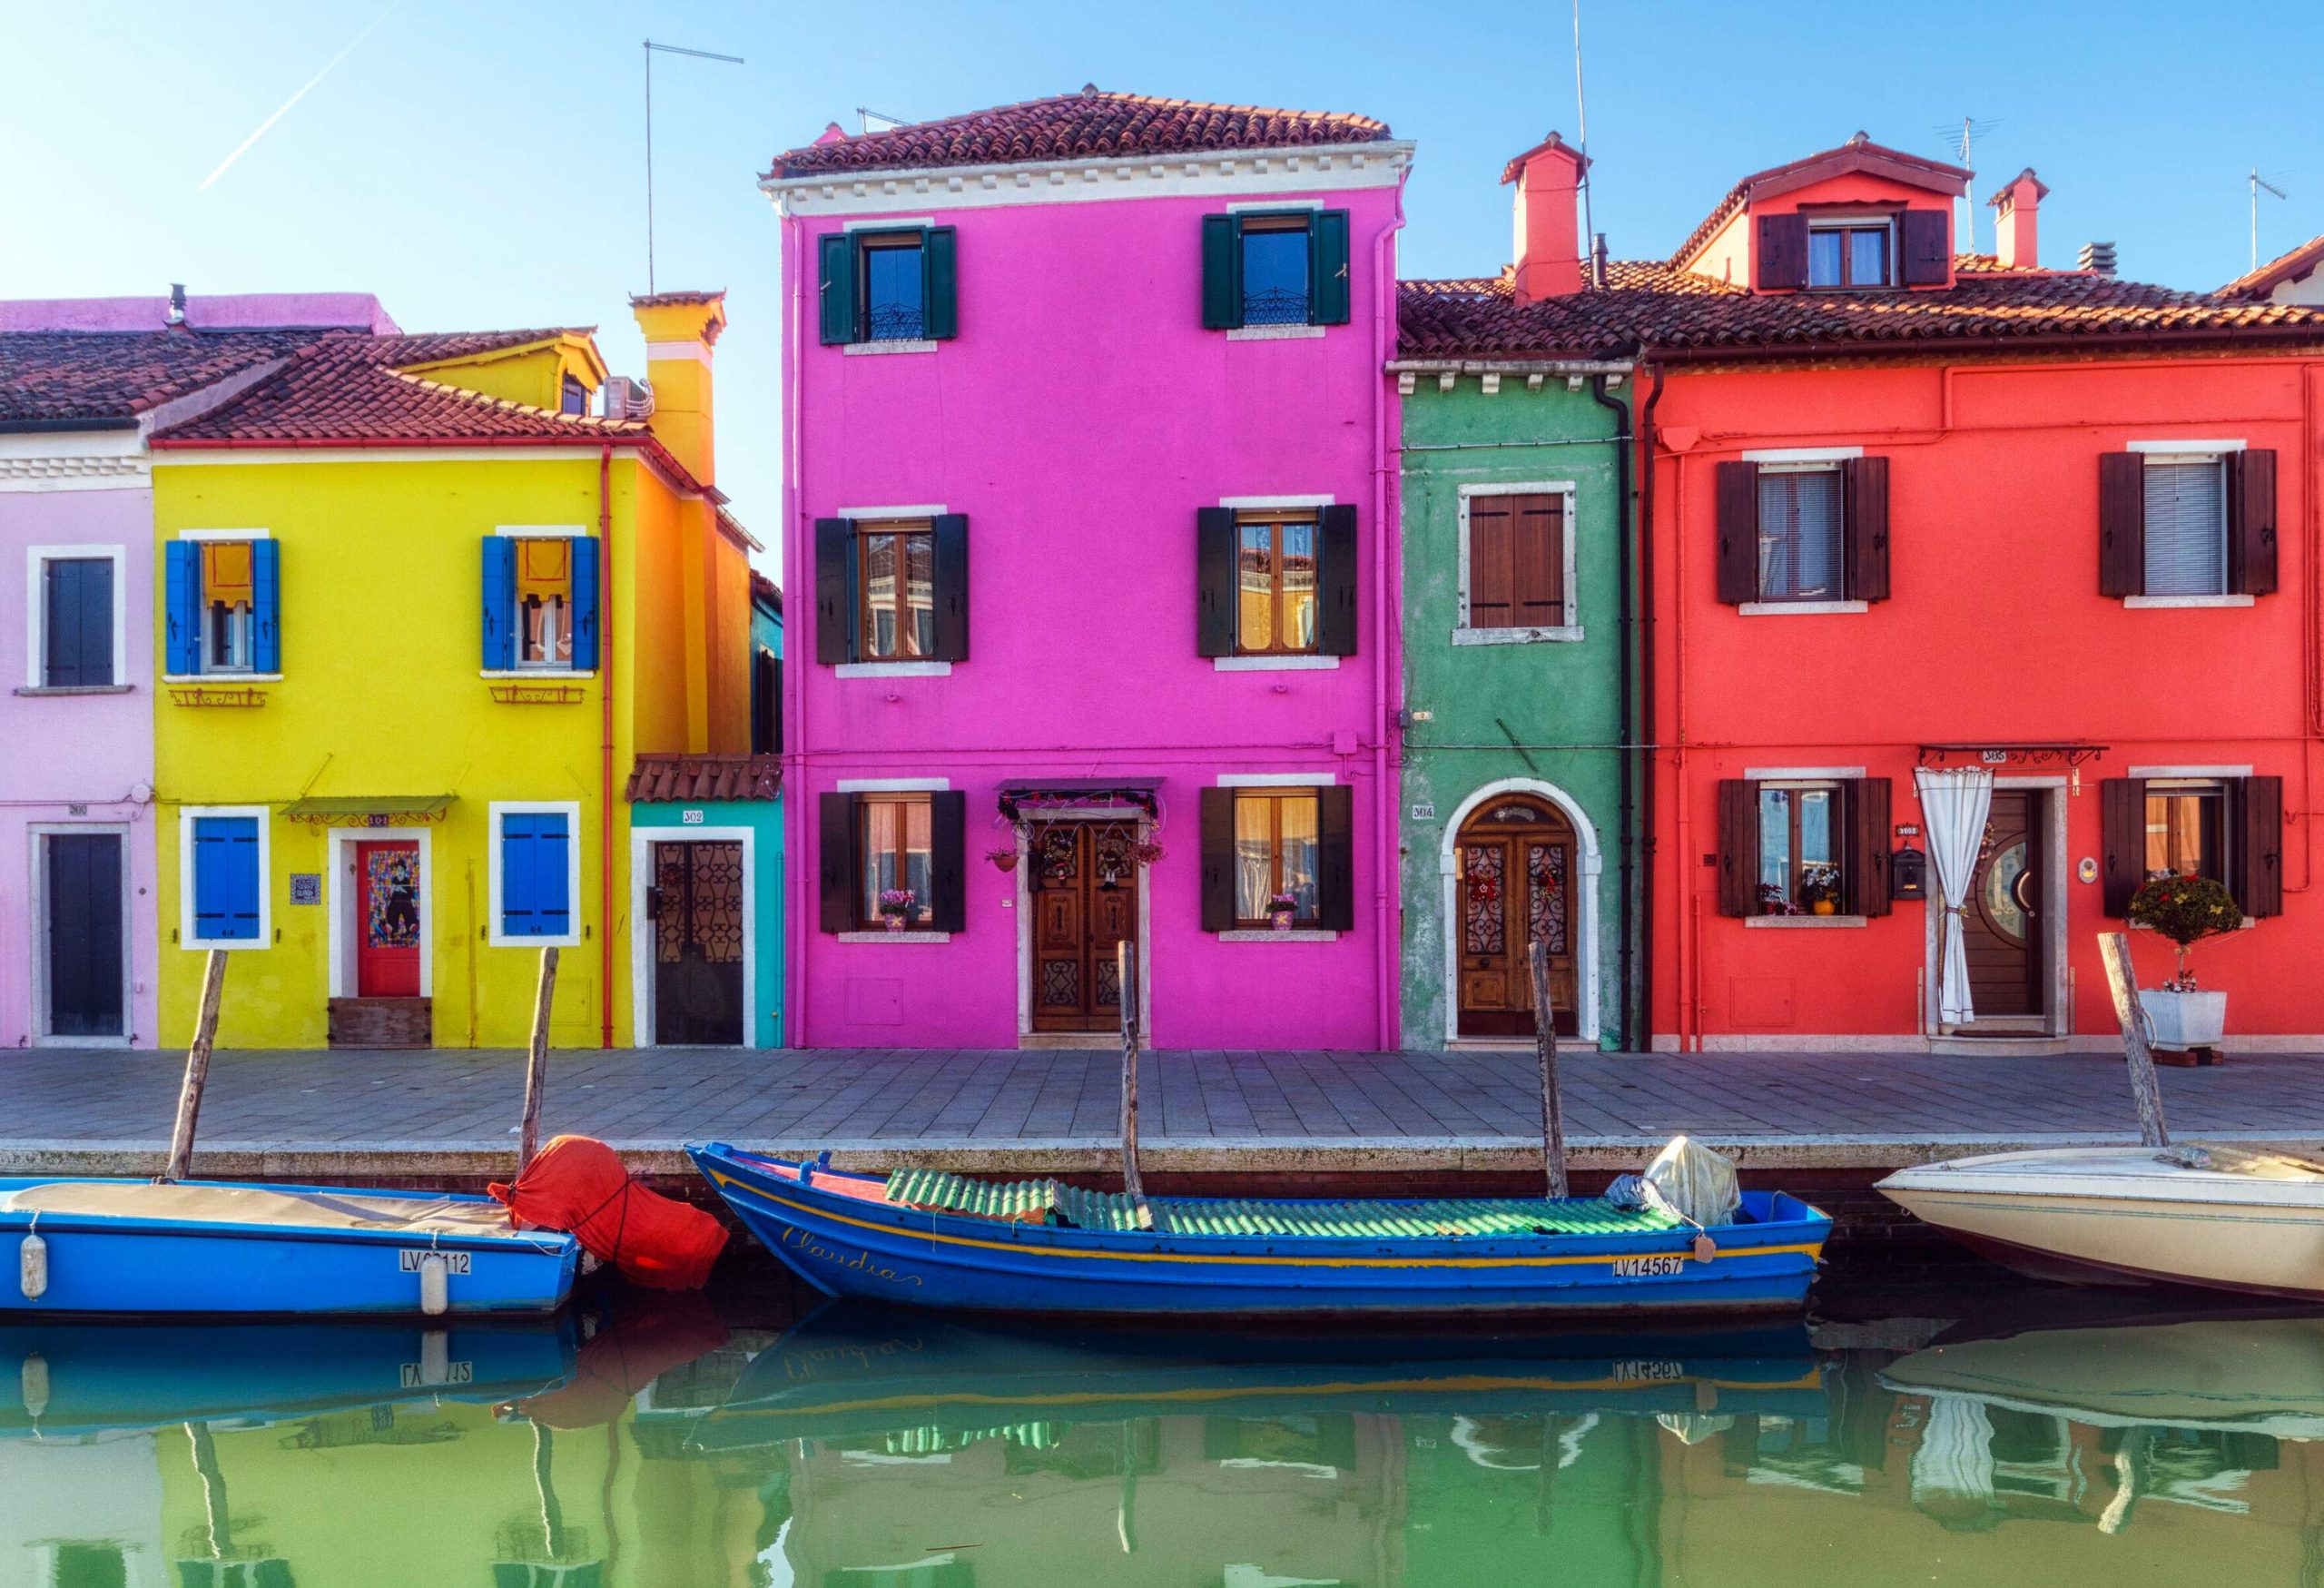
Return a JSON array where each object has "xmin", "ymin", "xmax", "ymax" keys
[
  {"xmin": 1311, "ymin": 210, "xmax": 1352, "ymax": 325},
  {"xmin": 922, "ymin": 225, "xmax": 959, "ymax": 340},
  {"xmin": 818, "ymin": 232, "xmax": 860, "ymax": 346},
  {"xmin": 1201, "ymin": 214, "xmax": 1242, "ymax": 330}
]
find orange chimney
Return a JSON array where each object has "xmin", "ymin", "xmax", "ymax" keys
[
  {"xmin": 1503, "ymin": 133, "xmax": 1590, "ymax": 302},
  {"xmin": 1989, "ymin": 168, "xmax": 2049, "ymax": 270}
]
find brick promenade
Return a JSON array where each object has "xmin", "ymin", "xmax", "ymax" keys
[{"xmin": 4, "ymin": 1044, "xmax": 2320, "ymax": 1182}]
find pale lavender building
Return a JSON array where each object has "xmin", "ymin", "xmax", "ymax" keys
[{"xmin": 767, "ymin": 91, "xmax": 1411, "ymax": 1050}]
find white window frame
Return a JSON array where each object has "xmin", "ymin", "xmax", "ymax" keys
[
  {"xmin": 487, "ymin": 800, "xmax": 585, "ymax": 949},
  {"xmin": 2124, "ymin": 450, "xmax": 2238, "ymax": 607},
  {"xmin": 178, "ymin": 804, "xmax": 271, "ymax": 952},
  {"xmin": 172, "ymin": 529, "xmax": 273, "ymax": 682},
  {"xmin": 1745, "ymin": 458, "xmax": 1856, "ymax": 610},
  {"xmin": 1806, "ymin": 212, "xmax": 1898, "ymax": 289},
  {"xmin": 1454, "ymin": 481, "xmax": 1581, "ymax": 645},
  {"xmin": 24, "ymin": 544, "xmax": 128, "ymax": 691},
  {"xmin": 495, "ymin": 526, "xmax": 591, "ymax": 676}
]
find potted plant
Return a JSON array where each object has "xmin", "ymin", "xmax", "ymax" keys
[
  {"xmin": 1756, "ymin": 882, "xmax": 1798, "ymax": 917},
  {"xmin": 1266, "ymin": 892, "xmax": 1299, "ymax": 932},
  {"xmin": 2128, "ymin": 873, "xmax": 2241, "ymax": 1049},
  {"xmin": 986, "ymin": 844, "xmax": 1019, "ymax": 873},
  {"xmin": 878, "ymin": 888, "xmax": 921, "ymax": 932},
  {"xmin": 1129, "ymin": 839, "xmax": 1167, "ymax": 868},
  {"xmin": 1798, "ymin": 864, "xmax": 1843, "ymax": 917}
]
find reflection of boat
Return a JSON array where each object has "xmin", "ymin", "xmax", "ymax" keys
[
  {"xmin": 0, "ymin": 1317, "xmax": 578, "ymax": 1438},
  {"xmin": 1882, "ymin": 1312, "xmax": 2324, "ymax": 1438},
  {"xmin": 689, "ymin": 1144, "xmax": 1830, "ymax": 1317},
  {"xmin": 1876, "ymin": 1145, "xmax": 2324, "ymax": 1299},
  {"xmin": 0, "ymin": 1176, "xmax": 582, "ymax": 1316},
  {"xmin": 688, "ymin": 1304, "xmax": 1829, "ymax": 1448}
]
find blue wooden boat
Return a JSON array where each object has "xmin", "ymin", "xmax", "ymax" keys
[
  {"xmin": 0, "ymin": 1176, "xmax": 581, "ymax": 1317},
  {"xmin": 687, "ymin": 1143, "xmax": 1830, "ymax": 1317}
]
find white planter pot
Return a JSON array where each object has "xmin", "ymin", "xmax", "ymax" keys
[{"xmin": 2141, "ymin": 989, "xmax": 2227, "ymax": 1050}]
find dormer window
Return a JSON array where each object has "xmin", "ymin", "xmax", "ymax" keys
[
  {"xmin": 560, "ymin": 374, "xmax": 588, "ymax": 415},
  {"xmin": 1807, "ymin": 218, "xmax": 1895, "ymax": 288}
]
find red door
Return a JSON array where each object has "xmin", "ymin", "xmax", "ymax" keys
[{"xmin": 355, "ymin": 841, "xmax": 421, "ymax": 997}]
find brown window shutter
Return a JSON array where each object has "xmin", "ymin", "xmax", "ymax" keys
[
  {"xmin": 1199, "ymin": 788, "xmax": 1236, "ymax": 932},
  {"xmin": 1316, "ymin": 503, "xmax": 1360, "ymax": 656},
  {"xmin": 1842, "ymin": 456, "xmax": 1891, "ymax": 603},
  {"xmin": 2099, "ymin": 777, "xmax": 2147, "ymax": 917},
  {"xmin": 1715, "ymin": 462, "xmax": 1760, "ymax": 605},
  {"xmin": 1513, "ymin": 494, "xmax": 1565, "ymax": 626},
  {"xmin": 1716, "ymin": 779, "xmax": 1758, "ymax": 916},
  {"xmin": 2238, "ymin": 774, "xmax": 2285, "ymax": 918},
  {"xmin": 1849, "ymin": 777, "xmax": 1893, "ymax": 916},
  {"xmin": 928, "ymin": 791, "xmax": 967, "ymax": 932},
  {"xmin": 2098, "ymin": 453, "xmax": 2144, "ymax": 597},
  {"xmin": 1466, "ymin": 495, "xmax": 1512, "ymax": 628},
  {"xmin": 1196, "ymin": 508, "xmax": 1237, "ymax": 656},
  {"xmin": 1316, "ymin": 785, "xmax": 1356, "ymax": 932},
  {"xmin": 1900, "ymin": 210, "xmax": 1950, "ymax": 285},
  {"xmin": 2229, "ymin": 449, "xmax": 2279, "ymax": 597},
  {"xmin": 818, "ymin": 793, "xmax": 857, "ymax": 932},
  {"xmin": 1757, "ymin": 213, "xmax": 1808, "ymax": 290},
  {"xmin": 814, "ymin": 517, "xmax": 856, "ymax": 665},
  {"xmin": 929, "ymin": 514, "xmax": 970, "ymax": 661}
]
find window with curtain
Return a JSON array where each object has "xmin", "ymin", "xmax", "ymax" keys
[
  {"xmin": 1757, "ymin": 783, "xmax": 1840, "ymax": 912},
  {"xmin": 2145, "ymin": 781, "xmax": 2227, "ymax": 883},
  {"xmin": 859, "ymin": 794, "xmax": 935, "ymax": 926},
  {"xmin": 1755, "ymin": 469, "xmax": 1844, "ymax": 602},
  {"xmin": 2142, "ymin": 459, "xmax": 2229, "ymax": 597},
  {"xmin": 1233, "ymin": 790, "xmax": 1320, "ymax": 924},
  {"xmin": 201, "ymin": 540, "xmax": 258, "ymax": 673},
  {"xmin": 1807, "ymin": 219, "xmax": 1894, "ymax": 287},
  {"xmin": 1235, "ymin": 513, "xmax": 1319, "ymax": 655},
  {"xmin": 514, "ymin": 537, "xmax": 576, "ymax": 668},
  {"xmin": 856, "ymin": 522, "xmax": 936, "ymax": 661}
]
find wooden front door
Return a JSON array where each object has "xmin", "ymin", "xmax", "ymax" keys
[
  {"xmin": 652, "ymin": 841, "xmax": 746, "ymax": 1045},
  {"xmin": 354, "ymin": 840, "xmax": 421, "ymax": 997},
  {"xmin": 1029, "ymin": 822, "xmax": 1137, "ymax": 1033},
  {"xmin": 1964, "ymin": 790, "xmax": 2044, "ymax": 1020},
  {"xmin": 1456, "ymin": 797, "xmax": 1579, "ymax": 1038},
  {"xmin": 42, "ymin": 833, "xmax": 123, "ymax": 1038}
]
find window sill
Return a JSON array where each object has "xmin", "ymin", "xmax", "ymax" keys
[
  {"xmin": 1219, "ymin": 929, "xmax": 1341, "ymax": 942},
  {"xmin": 15, "ymin": 684, "xmax": 133, "ymax": 696},
  {"xmin": 842, "ymin": 339, "xmax": 937, "ymax": 356},
  {"xmin": 1227, "ymin": 324, "xmax": 1326, "ymax": 341},
  {"xmin": 2122, "ymin": 595, "xmax": 2255, "ymax": 609},
  {"xmin": 836, "ymin": 660, "xmax": 952, "ymax": 678},
  {"xmin": 838, "ymin": 931, "xmax": 953, "ymax": 944},
  {"xmin": 1214, "ymin": 655, "xmax": 1340, "ymax": 672},
  {"xmin": 182, "ymin": 940, "xmax": 262, "ymax": 952},
  {"xmin": 1744, "ymin": 914, "xmax": 1867, "ymax": 929},
  {"xmin": 488, "ymin": 934, "xmax": 584, "ymax": 950},
  {"xmin": 162, "ymin": 673, "xmax": 281, "ymax": 684},
  {"xmin": 1452, "ymin": 626, "xmax": 1582, "ymax": 646},
  {"xmin": 1737, "ymin": 601, "xmax": 1868, "ymax": 617},
  {"xmin": 480, "ymin": 669, "xmax": 596, "ymax": 680}
]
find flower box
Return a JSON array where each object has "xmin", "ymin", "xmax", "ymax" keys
[{"xmin": 2141, "ymin": 988, "xmax": 2227, "ymax": 1050}]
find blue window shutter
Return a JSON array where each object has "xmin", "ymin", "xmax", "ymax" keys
[
  {"xmin": 537, "ymin": 815, "xmax": 572, "ymax": 934},
  {"xmin": 481, "ymin": 538, "xmax": 516, "ymax": 670},
  {"xmin": 569, "ymin": 538, "xmax": 600, "ymax": 671},
  {"xmin": 251, "ymin": 539, "xmax": 281, "ymax": 674},
  {"xmin": 501, "ymin": 815, "xmax": 538, "ymax": 935},
  {"xmin": 165, "ymin": 542, "xmax": 202, "ymax": 677},
  {"xmin": 193, "ymin": 816, "xmax": 261, "ymax": 942},
  {"xmin": 501, "ymin": 814, "xmax": 570, "ymax": 937}
]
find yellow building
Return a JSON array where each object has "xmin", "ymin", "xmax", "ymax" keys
[{"xmin": 147, "ymin": 294, "xmax": 759, "ymax": 1049}]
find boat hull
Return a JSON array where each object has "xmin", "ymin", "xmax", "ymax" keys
[
  {"xmin": 0, "ymin": 1178, "xmax": 580, "ymax": 1317},
  {"xmin": 691, "ymin": 1144, "xmax": 1827, "ymax": 1317}
]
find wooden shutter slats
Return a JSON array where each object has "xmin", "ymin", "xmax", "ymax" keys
[
  {"xmin": 2099, "ymin": 453, "xmax": 2145, "ymax": 597},
  {"xmin": 2230, "ymin": 449, "xmax": 2279, "ymax": 597},
  {"xmin": 921, "ymin": 225, "xmax": 959, "ymax": 340},
  {"xmin": 1842, "ymin": 456, "xmax": 1891, "ymax": 603},
  {"xmin": 1715, "ymin": 462, "xmax": 1759, "ymax": 605},
  {"xmin": 1201, "ymin": 214, "xmax": 1241, "ymax": 330},
  {"xmin": 1196, "ymin": 508, "xmax": 1237, "ymax": 656},
  {"xmin": 813, "ymin": 518, "xmax": 854, "ymax": 666},
  {"xmin": 1466, "ymin": 497, "xmax": 1512, "ymax": 628},
  {"xmin": 1716, "ymin": 780, "xmax": 1757, "ymax": 917},
  {"xmin": 1850, "ymin": 777, "xmax": 1893, "ymax": 917},
  {"xmin": 2100, "ymin": 777, "xmax": 2146, "ymax": 917},
  {"xmin": 1757, "ymin": 214, "xmax": 1808, "ymax": 291},
  {"xmin": 1513, "ymin": 495, "xmax": 1564, "ymax": 626},
  {"xmin": 1317, "ymin": 785, "xmax": 1356, "ymax": 932},
  {"xmin": 251, "ymin": 539, "xmax": 281, "ymax": 676},
  {"xmin": 931, "ymin": 514, "xmax": 970, "ymax": 662},
  {"xmin": 929, "ymin": 791, "xmax": 967, "ymax": 932},
  {"xmin": 165, "ymin": 541, "xmax": 202, "ymax": 678},
  {"xmin": 1900, "ymin": 210, "xmax": 1951, "ymax": 286},
  {"xmin": 479, "ymin": 537, "xmax": 516, "ymax": 672},
  {"xmin": 1198, "ymin": 788, "xmax": 1236, "ymax": 932},
  {"xmin": 818, "ymin": 794, "xmax": 856, "ymax": 933},
  {"xmin": 1317, "ymin": 504, "xmax": 1360, "ymax": 656},
  {"xmin": 568, "ymin": 536, "xmax": 600, "ymax": 672},
  {"xmin": 2240, "ymin": 774, "xmax": 2285, "ymax": 918},
  {"xmin": 818, "ymin": 232, "xmax": 860, "ymax": 346}
]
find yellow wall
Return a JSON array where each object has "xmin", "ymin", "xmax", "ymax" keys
[{"xmin": 399, "ymin": 336, "xmax": 605, "ymax": 412}]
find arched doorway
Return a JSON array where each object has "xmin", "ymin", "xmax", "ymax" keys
[{"xmin": 1452, "ymin": 793, "xmax": 1581, "ymax": 1038}]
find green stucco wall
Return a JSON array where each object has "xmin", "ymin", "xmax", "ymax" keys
[{"xmin": 1399, "ymin": 374, "xmax": 1631, "ymax": 1049}]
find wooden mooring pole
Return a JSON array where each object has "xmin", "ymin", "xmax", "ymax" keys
[
  {"xmin": 1117, "ymin": 940, "xmax": 1151, "ymax": 1225},
  {"xmin": 517, "ymin": 946, "xmax": 560, "ymax": 1179},
  {"xmin": 1530, "ymin": 939, "xmax": 1571, "ymax": 1198},
  {"xmin": 160, "ymin": 949, "xmax": 228, "ymax": 1184},
  {"xmin": 2098, "ymin": 932, "xmax": 2171, "ymax": 1148}
]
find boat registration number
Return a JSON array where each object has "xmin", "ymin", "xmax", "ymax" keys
[
  {"xmin": 398, "ymin": 1250, "xmax": 472, "ymax": 1275},
  {"xmin": 1610, "ymin": 1255, "xmax": 1687, "ymax": 1279},
  {"xmin": 399, "ymin": 1361, "xmax": 475, "ymax": 1388}
]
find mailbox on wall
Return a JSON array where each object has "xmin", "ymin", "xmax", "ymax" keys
[{"xmin": 1890, "ymin": 847, "xmax": 1928, "ymax": 901}]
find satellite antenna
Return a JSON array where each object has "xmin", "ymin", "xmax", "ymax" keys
[
  {"xmin": 1935, "ymin": 117, "xmax": 2002, "ymax": 252},
  {"xmin": 644, "ymin": 40, "xmax": 745, "ymax": 294},
  {"xmin": 2251, "ymin": 169, "xmax": 2290, "ymax": 272}
]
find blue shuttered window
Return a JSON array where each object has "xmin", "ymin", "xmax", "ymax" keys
[
  {"xmin": 191, "ymin": 816, "xmax": 261, "ymax": 942},
  {"xmin": 500, "ymin": 813, "xmax": 572, "ymax": 938},
  {"xmin": 481, "ymin": 538, "xmax": 517, "ymax": 670},
  {"xmin": 483, "ymin": 536, "xmax": 596, "ymax": 672},
  {"xmin": 164, "ymin": 541, "xmax": 202, "ymax": 677},
  {"xmin": 569, "ymin": 538, "xmax": 600, "ymax": 672},
  {"xmin": 251, "ymin": 539, "xmax": 281, "ymax": 674}
]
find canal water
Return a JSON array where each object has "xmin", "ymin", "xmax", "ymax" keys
[{"xmin": 6, "ymin": 1270, "xmax": 2324, "ymax": 1586}]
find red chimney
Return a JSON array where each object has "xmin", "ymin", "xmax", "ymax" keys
[
  {"xmin": 1503, "ymin": 133, "xmax": 1590, "ymax": 302},
  {"xmin": 1989, "ymin": 168, "xmax": 2048, "ymax": 270}
]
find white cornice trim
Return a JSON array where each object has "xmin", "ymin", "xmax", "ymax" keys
[
  {"xmin": 0, "ymin": 448, "xmax": 148, "ymax": 492},
  {"xmin": 763, "ymin": 140, "xmax": 1415, "ymax": 217},
  {"xmin": 152, "ymin": 445, "xmax": 625, "ymax": 468}
]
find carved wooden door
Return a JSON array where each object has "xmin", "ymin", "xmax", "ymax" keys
[{"xmin": 1029, "ymin": 822, "xmax": 1137, "ymax": 1033}]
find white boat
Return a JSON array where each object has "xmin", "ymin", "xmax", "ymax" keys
[{"xmin": 1876, "ymin": 1144, "xmax": 2324, "ymax": 1299}]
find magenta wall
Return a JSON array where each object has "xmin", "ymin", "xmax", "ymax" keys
[
  {"xmin": 0, "ymin": 474, "xmax": 160, "ymax": 1048},
  {"xmin": 783, "ymin": 181, "xmax": 1406, "ymax": 1050}
]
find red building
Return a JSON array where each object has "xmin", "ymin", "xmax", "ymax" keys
[{"xmin": 1402, "ymin": 134, "xmax": 2324, "ymax": 1053}]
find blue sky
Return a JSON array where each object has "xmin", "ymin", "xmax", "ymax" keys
[{"xmin": 5, "ymin": 1, "xmax": 2318, "ymax": 579}]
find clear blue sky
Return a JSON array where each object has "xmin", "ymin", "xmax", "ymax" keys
[{"xmin": 5, "ymin": 0, "xmax": 2318, "ymax": 581}]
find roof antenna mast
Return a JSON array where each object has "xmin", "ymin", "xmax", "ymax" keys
[
  {"xmin": 2251, "ymin": 169, "xmax": 2290, "ymax": 272},
  {"xmin": 644, "ymin": 39, "xmax": 745, "ymax": 295},
  {"xmin": 1572, "ymin": 0, "xmax": 1595, "ymax": 271},
  {"xmin": 1936, "ymin": 116, "xmax": 2001, "ymax": 252}
]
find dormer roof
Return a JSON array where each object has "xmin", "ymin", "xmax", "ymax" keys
[
  {"xmin": 1670, "ymin": 133, "xmax": 1973, "ymax": 271},
  {"xmin": 2221, "ymin": 232, "xmax": 2324, "ymax": 301}
]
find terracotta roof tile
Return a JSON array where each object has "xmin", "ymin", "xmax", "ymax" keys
[
  {"xmin": 767, "ymin": 87, "xmax": 1391, "ymax": 179},
  {"xmin": 626, "ymin": 755, "xmax": 782, "ymax": 804},
  {"xmin": 1668, "ymin": 134, "xmax": 1973, "ymax": 272},
  {"xmin": 0, "ymin": 329, "xmax": 313, "ymax": 426},
  {"xmin": 2221, "ymin": 232, "xmax": 2324, "ymax": 300},
  {"xmin": 749, "ymin": 569, "xmax": 782, "ymax": 612}
]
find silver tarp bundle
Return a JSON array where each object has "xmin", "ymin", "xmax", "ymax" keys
[{"xmin": 1606, "ymin": 1134, "xmax": 1741, "ymax": 1228}]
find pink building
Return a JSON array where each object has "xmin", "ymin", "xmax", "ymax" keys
[{"xmin": 768, "ymin": 90, "xmax": 1412, "ymax": 1050}]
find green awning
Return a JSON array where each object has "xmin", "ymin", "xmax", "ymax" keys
[{"xmin": 281, "ymin": 795, "xmax": 455, "ymax": 821}]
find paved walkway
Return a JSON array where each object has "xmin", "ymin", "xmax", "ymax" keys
[{"xmin": 4, "ymin": 1044, "xmax": 2320, "ymax": 1179}]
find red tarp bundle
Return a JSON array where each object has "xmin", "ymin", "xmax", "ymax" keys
[{"xmin": 489, "ymin": 1133, "xmax": 726, "ymax": 1291}]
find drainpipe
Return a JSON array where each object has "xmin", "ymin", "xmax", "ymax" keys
[
  {"xmin": 598, "ymin": 443, "xmax": 615, "ymax": 1049},
  {"xmin": 1588, "ymin": 373, "xmax": 1634, "ymax": 1048},
  {"xmin": 1636, "ymin": 359, "xmax": 1668, "ymax": 1050},
  {"xmin": 782, "ymin": 209, "xmax": 809, "ymax": 1050},
  {"xmin": 1373, "ymin": 179, "xmax": 1408, "ymax": 1051}
]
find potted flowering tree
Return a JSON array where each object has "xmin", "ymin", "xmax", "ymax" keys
[
  {"xmin": 1266, "ymin": 892, "xmax": 1299, "ymax": 932},
  {"xmin": 878, "ymin": 888, "xmax": 921, "ymax": 932},
  {"xmin": 2128, "ymin": 873, "xmax": 2241, "ymax": 1049},
  {"xmin": 1798, "ymin": 864, "xmax": 1843, "ymax": 916}
]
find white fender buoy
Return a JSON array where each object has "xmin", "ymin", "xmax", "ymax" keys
[
  {"xmin": 419, "ymin": 1328, "xmax": 450, "ymax": 1387},
  {"xmin": 18, "ymin": 1233, "xmax": 46, "ymax": 1301},
  {"xmin": 21, "ymin": 1353, "xmax": 49, "ymax": 1420},
  {"xmin": 418, "ymin": 1253, "xmax": 449, "ymax": 1317}
]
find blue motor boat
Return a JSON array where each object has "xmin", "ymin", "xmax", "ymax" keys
[
  {"xmin": 688, "ymin": 1142, "xmax": 1830, "ymax": 1318},
  {"xmin": 0, "ymin": 1176, "xmax": 581, "ymax": 1317}
]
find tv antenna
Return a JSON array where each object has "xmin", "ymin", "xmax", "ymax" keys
[
  {"xmin": 1935, "ymin": 117, "xmax": 2002, "ymax": 252},
  {"xmin": 644, "ymin": 40, "xmax": 745, "ymax": 294},
  {"xmin": 2251, "ymin": 169, "xmax": 2290, "ymax": 271},
  {"xmin": 857, "ymin": 107, "xmax": 911, "ymax": 133},
  {"xmin": 1572, "ymin": 0, "xmax": 1595, "ymax": 275}
]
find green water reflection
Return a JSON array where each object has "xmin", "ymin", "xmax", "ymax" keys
[{"xmin": 8, "ymin": 1296, "xmax": 2324, "ymax": 1586}]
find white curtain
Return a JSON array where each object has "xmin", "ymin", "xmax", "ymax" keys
[{"xmin": 1916, "ymin": 767, "xmax": 1994, "ymax": 1027}]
